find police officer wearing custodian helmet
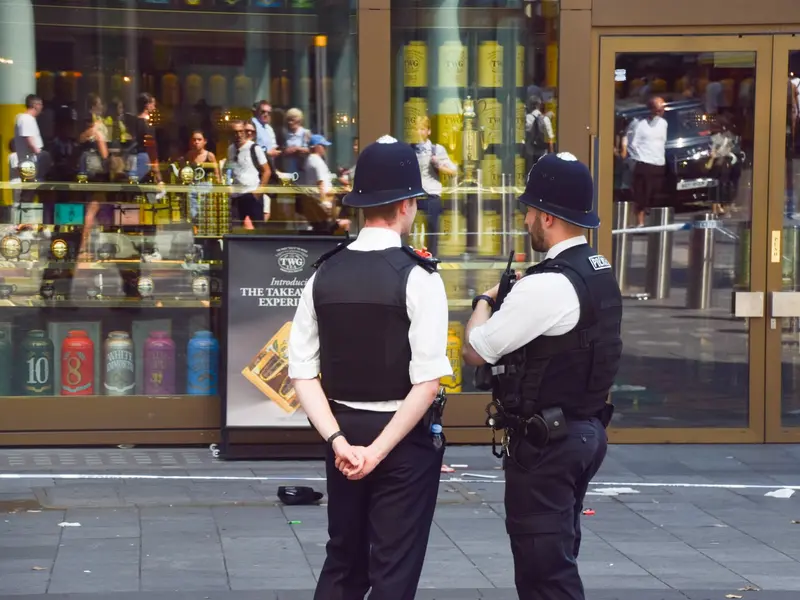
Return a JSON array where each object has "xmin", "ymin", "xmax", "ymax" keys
[
  {"xmin": 462, "ymin": 152, "xmax": 623, "ymax": 600},
  {"xmin": 288, "ymin": 135, "xmax": 452, "ymax": 600}
]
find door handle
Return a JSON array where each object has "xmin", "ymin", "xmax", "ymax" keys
[
  {"xmin": 733, "ymin": 291, "xmax": 764, "ymax": 318},
  {"xmin": 770, "ymin": 291, "xmax": 800, "ymax": 317}
]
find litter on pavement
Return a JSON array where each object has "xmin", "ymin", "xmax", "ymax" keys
[{"xmin": 764, "ymin": 488, "xmax": 795, "ymax": 498}]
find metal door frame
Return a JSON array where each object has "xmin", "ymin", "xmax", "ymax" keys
[
  {"xmin": 597, "ymin": 34, "xmax": 774, "ymax": 443},
  {"xmin": 765, "ymin": 35, "xmax": 800, "ymax": 442}
]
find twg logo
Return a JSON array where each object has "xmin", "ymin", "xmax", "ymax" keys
[{"xmin": 276, "ymin": 246, "xmax": 308, "ymax": 274}]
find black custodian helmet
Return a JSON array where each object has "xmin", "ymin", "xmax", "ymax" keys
[
  {"xmin": 342, "ymin": 135, "xmax": 427, "ymax": 208},
  {"xmin": 518, "ymin": 152, "xmax": 599, "ymax": 229}
]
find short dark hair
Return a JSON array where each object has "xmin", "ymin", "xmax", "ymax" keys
[
  {"xmin": 136, "ymin": 92, "xmax": 154, "ymax": 114},
  {"xmin": 527, "ymin": 95, "xmax": 542, "ymax": 112},
  {"xmin": 25, "ymin": 94, "xmax": 41, "ymax": 109}
]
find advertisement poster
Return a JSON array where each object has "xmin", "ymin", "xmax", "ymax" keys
[{"xmin": 223, "ymin": 235, "xmax": 341, "ymax": 428}]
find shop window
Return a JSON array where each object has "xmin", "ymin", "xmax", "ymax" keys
[
  {"xmin": 391, "ymin": 0, "xmax": 560, "ymax": 394},
  {"xmin": 609, "ymin": 50, "xmax": 756, "ymax": 428},
  {"xmin": 0, "ymin": 0, "xmax": 356, "ymax": 406}
]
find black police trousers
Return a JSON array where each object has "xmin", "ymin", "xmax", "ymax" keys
[
  {"xmin": 504, "ymin": 417, "xmax": 608, "ymax": 600},
  {"xmin": 314, "ymin": 404, "xmax": 444, "ymax": 600}
]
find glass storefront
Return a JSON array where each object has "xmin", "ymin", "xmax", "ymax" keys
[
  {"xmin": 608, "ymin": 50, "xmax": 757, "ymax": 428},
  {"xmin": 5, "ymin": 0, "xmax": 797, "ymax": 445},
  {"xmin": 390, "ymin": 0, "xmax": 560, "ymax": 395},
  {"xmin": 0, "ymin": 1, "xmax": 356, "ymax": 406}
]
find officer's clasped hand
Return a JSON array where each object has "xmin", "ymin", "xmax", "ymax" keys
[
  {"xmin": 331, "ymin": 437, "xmax": 364, "ymax": 477},
  {"xmin": 334, "ymin": 444, "xmax": 384, "ymax": 481}
]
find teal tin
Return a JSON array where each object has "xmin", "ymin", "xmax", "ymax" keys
[{"xmin": 186, "ymin": 330, "xmax": 219, "ymax": 395}]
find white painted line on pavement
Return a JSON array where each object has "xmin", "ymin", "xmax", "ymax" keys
[{"xmin": 1, "ymin": 473, "xmax": 800, "ymax": 492}]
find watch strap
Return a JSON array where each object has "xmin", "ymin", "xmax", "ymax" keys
[
  {"xmin": 472, "ymin": 294, "xmax": 495, "ymax": 311},
  {"xmin": 326, "ymin": 430, "xmax": 346, "ymax": 445}
]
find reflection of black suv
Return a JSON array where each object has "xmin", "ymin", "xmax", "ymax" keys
[{"xmin": 614, "ymin": 98, "xmax": 745, "ymax": 212}]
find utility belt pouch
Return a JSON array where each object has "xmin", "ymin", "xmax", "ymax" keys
[
  {"xmin": 540, "ymin": 407, "xmax": 567, "ymax": 442},
  {"xmin": 474, "ymin": 364, "xmax": 493, "ymax": 391}
]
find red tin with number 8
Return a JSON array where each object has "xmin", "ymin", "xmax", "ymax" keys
[{"xmin": 61, "ymin": 330, "xmax": 94, "ymax": 396}]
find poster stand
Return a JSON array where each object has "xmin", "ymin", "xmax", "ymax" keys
[{"xmin": 218, "ymin": 233, "xmax": 345, "ymax": 460}]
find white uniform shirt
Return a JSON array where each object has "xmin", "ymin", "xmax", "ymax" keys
[
  {"xmin": 627, "ymin": 116, "xmax": 667, "ymax": 167},
  {"xmin": 288, "ymin": 226, "xmax": 453, "ymax": 412},
  {"xmin": 468, "ymin": 236, "xmax": 586, "ymax": 365}
]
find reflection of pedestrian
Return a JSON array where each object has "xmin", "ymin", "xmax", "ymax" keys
[
  {"xmin": 412, "ymin": 116, "xmax": 456, "ymax": 256},
  {"xmin": 627, "ymin": 96, "xmax": 667, "ymax": 226},
  {"xmin": 288, "ymin": 136, "xmax": 452, "ymax": 600},
  {"xmin": 13, "ymin": 94, "xmax": 50, "ymax": 220},
  {"xmin": 184, "ymin": 130, "xmax": 220, "ymax": 222},
  {"xmin": 227, "ymin": 120, "xmax": 270, "ymax": 229},
  {"xmin": 525, "ymin": 95, "xmax": 555, "ymax": 169},
  {"xmin": 298, "ymin": 134, "xmax": 339, "ymax": 232},
  {"xmin": 462, "ymin": 152, "xmax": 621, "ymax": 600},
  {"xmin": 130, "ymin": 93, "xmax": 162, "ymax": 185}
]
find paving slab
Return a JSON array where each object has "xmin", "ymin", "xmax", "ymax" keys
[{"xmin": 1, "ymin": 444, "xmax": 800, "ymax": 597}]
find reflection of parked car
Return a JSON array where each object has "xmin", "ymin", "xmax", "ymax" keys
[{"xmin": 614, "ymin": 97, "xmax": 744, "ymax": 212}]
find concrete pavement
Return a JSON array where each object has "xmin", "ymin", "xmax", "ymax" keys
[{"xmin": 1, "ymin": 444, "xmax": 799, "ymax": 598}]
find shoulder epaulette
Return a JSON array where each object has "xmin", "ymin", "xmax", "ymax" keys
[
  {"xmin": 401, "ymin": 245, "xmax": 440, "ymax": 274},
  {"xmin": 312, "ymin": 235, "xmax": 355, "ymax": 269}
]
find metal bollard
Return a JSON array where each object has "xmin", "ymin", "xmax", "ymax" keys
[
  {"xmin": 686, "ymin": 213, "xmax": 717, "ymax": 309},
  {"xmin": 645, "ymin": 206, "xmax": 674, "ymax": 299},
  {"xmin": 612, "ymin": 201, "xmax": 635, "ymax": 289}
]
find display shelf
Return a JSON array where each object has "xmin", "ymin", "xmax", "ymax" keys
[
  {"xmin": 0, "ymin": 393, "xmax": 217, "ymax": 401},
  {"xmin": 0, "ymin": 260, "xmax": 214, "ymax": 271},
  {"xmin": 0, "ymin": 298, "xmax": 219, "ymax": 309}
]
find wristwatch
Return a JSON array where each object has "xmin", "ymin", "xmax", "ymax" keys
[
  {"xmin": 326, "ymin": 430, "xmax": 346, "ymax": 446},
  {"xmin": 472, "ymin": 294, "xmax": 495, "ymax": 311}
]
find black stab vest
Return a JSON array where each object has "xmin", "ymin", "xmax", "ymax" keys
[
  {"xmin": 513, "ymin": 243, "xmax": 623, "ymax": 420},
  {"xmin": 312, "ymin": 243, "xmax": 435, "ymax": 403}
]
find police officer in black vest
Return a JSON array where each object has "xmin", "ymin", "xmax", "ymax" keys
[
  {"xmin": 462, "ymin": 152, "xmax": 623, "ymax": 600},
  {"xmin": 287, "ymin": 135, "xmax": 453, "ymax": 600}
]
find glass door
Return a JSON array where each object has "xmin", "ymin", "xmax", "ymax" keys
[
  {"xmin": 766, "ymin": 36, "xmax": 800, "ymax": 442},
  {"xmin": 598, "ymin": 35, "xmax": 773, "ymax": 442}
]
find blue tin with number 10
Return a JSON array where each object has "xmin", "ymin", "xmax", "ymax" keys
[{"xmin": 187, "ymin": 330, "xmax": 218, "ymax": 395}]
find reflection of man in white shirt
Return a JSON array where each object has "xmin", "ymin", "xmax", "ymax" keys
[
  {"xmin": 298, "ymin": 133, "xmax": 345, "ymax": 233},
  {"xmin": 226, "ymin": 120, "xmax": 270, "ymax": 229},
  {"xmin": 13, "ymin": 94, "xmax": 46, "ymax": 207},
  {"xmin": 14, "ymin": 94, "xmax": 43, "ymax": 163},
  {"xmin": 626, "ymin": 96, "xmax": 667, "ymax": 227}
]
